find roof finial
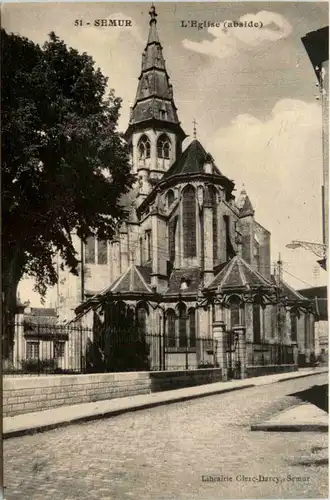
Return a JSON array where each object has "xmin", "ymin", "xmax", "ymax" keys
[
  {"xmin": 193, "ymin": 118, "xmax": 197, "ymax": 139},
  {"xmin": 149, "ymin": 3, "xmax": 157, "ymax": 25}
]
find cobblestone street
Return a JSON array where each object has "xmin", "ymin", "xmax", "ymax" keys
[{"xmin": 4, "ymin": 374, "xmax": 328, "ymax": 499}]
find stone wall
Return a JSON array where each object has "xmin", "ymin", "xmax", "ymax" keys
[
  {"xmin": 3, "ymin": 372, "xmax": 151, "ymax": 418},
  {"xmin": 246, "ymin": 364, "xmax": 297, "ymax": 378},
  {"xmin": 3, "ymin": 368, "xmax": 223, "ymax": 417},
  {"xmin": 150, "ymin": 368, "xmax": 222, "ymax": 392}
]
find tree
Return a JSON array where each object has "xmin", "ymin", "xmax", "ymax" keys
[{"xmin": 2, "ymin": 30, "xmax": 135, "ymax": 358}]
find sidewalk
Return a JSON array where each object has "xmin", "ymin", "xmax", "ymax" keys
[
  {"xmin": 3, "ymin": 367, "xmax": 328, "ymax": 439},
  {"xmin": 251, "ymin": 403, "xmax": 328, "ymax": 432}
]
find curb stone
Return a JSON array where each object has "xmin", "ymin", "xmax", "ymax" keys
[
  {"xmin": 3, "ymin": 384, "xmax": 255, "ymax": 439},
  {"xmin": 3, "ymin": 368, "xmax": 327, "ymax": 439}
]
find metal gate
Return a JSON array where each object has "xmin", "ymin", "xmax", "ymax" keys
[{"xmin": 226, "ymin": 329, "xmax": 241, "ymax": 379}]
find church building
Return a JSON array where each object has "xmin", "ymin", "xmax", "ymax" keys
[{"xmin": 51, "ymin": 6, "xmax": 316, "ymax": 375}]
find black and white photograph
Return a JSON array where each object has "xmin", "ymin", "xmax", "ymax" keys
[{"xmin": 1, "ymin": 2, "xmax": 329, "ymax": 499}]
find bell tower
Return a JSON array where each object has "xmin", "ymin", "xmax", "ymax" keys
[{"xmin": 125, "ymin": 5, "xmax": 186, "ymax": 201}]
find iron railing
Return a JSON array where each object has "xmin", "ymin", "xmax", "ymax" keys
[
  {"xmin": 246, "ymin": 341, "xmax": 295, "ymax": 366},
  {"xmin": 3, "ymin": 322, "xmax": 218, "ymax": 375}
]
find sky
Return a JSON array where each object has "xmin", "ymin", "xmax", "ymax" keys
[{"xmin": 2, "ymin": 1, "xmax": 328, "ymax": 306}]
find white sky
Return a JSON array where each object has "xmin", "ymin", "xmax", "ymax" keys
[{"xmin": 2, "ymin": 1, "xmax": 328, "ymax": 306}]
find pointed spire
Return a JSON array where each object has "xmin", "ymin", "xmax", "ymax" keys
[
  {"xmin": 147, "ymin": 4, "xmax": 159, "ymax": 44},
  {"xmin": 125, "ymin": 4, "xmax": 186, "ymax": 141},
  {"xmin": 237, "ymin": 185, "xmax": 254, "ymax": 217},
  {"xmin": 193, "ymin": 118, "xmax": 197, "ymax": 139}
]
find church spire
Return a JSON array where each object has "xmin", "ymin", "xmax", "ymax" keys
[{"xmin": 125, "ymin": 4, "xmax": 186, "ymax": 141}]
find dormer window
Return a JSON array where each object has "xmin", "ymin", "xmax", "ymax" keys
[
  {"xmin": 157, "ymin": 134, "xmax": 171, "ymax": 159},
  {"xmin": 180, "ymin": 276, "xmax": 191, "ymax": 290},
  {"xmin": 138, "ymin": 135, "xmax": 151, "ymax": 159}
]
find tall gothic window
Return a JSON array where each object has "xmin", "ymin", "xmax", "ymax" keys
[
  {"xmin": 166, "ymin": 309, "xmax": 176, "ymax": 347},
  {"xmin": 178, "ymin": 303, "xmax": 187, "ymax": 347},
  {"xmin": 85, "ymin": 236, "xmax": 108, "ymax": 265},
  {"xmin": 136, "ymin": 304, "xmax": 148, "ymax": 337},
  {"xmin": 157, "ymin": 134, "xmax": 171, "ymax": 159},
  {"xmin": 253, "ymin": 301, "xmax": 261, "ymax": 343},
  {"xmin": 182, "ymin": 185, "xmax": 197, "ymax": 258},
  {"xmin": 145, "ymin": 230, "xmax": 152, "ymax": 261},
  {"xmin": 85, "ymin": 236, "xmax": 95, "ymax": 264},
  {"xmin": 229, "ymin": 296, "xmax": 241, "ymax": 328},
  {"xmin": 207, "ymin": 186, "xmax": 218, "ymax": 262},
  {"xmin": 168, "ymin": 216, "xmax": 177, "ymax": 264},
  {"xmin": 166, "ymin": 189, "xmax": 175, "ymax": 208},
  {"xmin": 138, "ymin": 135, "xmax": 151, "ymax": 159},
  {"xmin": 290, "ymin": 309, "xmax": 298, "ymax": 342},
  {"xmin": 188, "ymin": 308, "xmax": 196, "ymax": 348}
]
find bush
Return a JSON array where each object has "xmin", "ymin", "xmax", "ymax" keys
[{"xmin": 21, "ymin": 358, "xmax": 58, "ymax": 373}]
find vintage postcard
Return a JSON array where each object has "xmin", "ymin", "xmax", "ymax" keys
[{"xmin": 1, "ymin": 2, "xmax": 328, "ymax": 499}]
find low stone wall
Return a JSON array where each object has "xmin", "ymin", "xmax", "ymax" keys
[
  {"xmin": 246, "ymin": 365, "xmax": 297, "ymax": 378},
  {"xmin": 3, "ymin": 368, "xmax": 224, "ymax": 417},
  {"xmin": 150, "ymin": 368, "xmax": 223, "ymax": 392},
  {"xmin": 3, "ymin": 372, "xmax": 151, "ymax": 417}
]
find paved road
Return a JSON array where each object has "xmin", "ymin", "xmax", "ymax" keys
[{"xmin": 4, "ymin": 373, "xmax": 328, "ymax": 500}]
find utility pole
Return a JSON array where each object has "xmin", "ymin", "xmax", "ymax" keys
[
  {"xmin": 0, "ymin": 296, "xmax": 5, "ymax": 499},
  {"xmin": 276, "ymin": 253, "xmax": 283, "ymax": 341},
  {"xmin": 80, "ymin": 238, "xmax": 85, "ymax": 303}
]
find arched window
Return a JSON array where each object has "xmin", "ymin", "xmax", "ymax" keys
[
  {"xmin": 157, "ymin": 134, "xmax": 171, "ymax": 159},
  {"xmin": 229, "ymin": 296, "xmax": 240, "ymax": 328},
  {"xmin": 207, "ymin": 186, "xmax": 218, "ymax": 262},
  {"xmin": 178, "ymin": 303, "xmax": 187, "ymax": 347},
  {"xmin": 188, "ymin": 308, "xmax": 196, "ymax": 347},
  {"xmin": 85, "ymin": 236, "xmax": 96, "ymax": 264},
  {"xmin": 290, "ymin": 310, "xmax": 297, "ymax": 342},
  {"xmin": 168, "ymin": 216, "xmax": 177, "ymax": 264},
  {"xmin": 253, "ymin": 301, "xmax": 261, "ymax": 343},
  {"xmin": 136, "ymin": 305, "xmax": 148, "ymax": 337},
  {"xmin": 138, "ymin": 135, "xmax": 151, "ymax": 159},
  {"xmin": 182, "ymin": 185, "xmax": 197, "ymax": 258},
  {"xmin": 166, "ymin": 189, "xmax": 175, "ymax": 208},
  {"xmin": 166, "ymin": 309, "xmax": 176, "ymax": 347}
]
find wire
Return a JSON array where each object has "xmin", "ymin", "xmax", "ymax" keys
[{"xmin": 282, "ymin": 268, "xmax": 314, "ymax": 288}]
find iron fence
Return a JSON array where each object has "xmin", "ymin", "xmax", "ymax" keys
[
  {"xmin": 246, "ymin": 341, "xmax": 295, "ymax": 366},
  {"xmin": 3, "ymin": 321, "xmax": 218, "ymax": 375}
]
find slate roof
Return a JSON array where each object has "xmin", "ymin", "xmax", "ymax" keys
[
  {"xmin": 126, "ymin": 6, "xmax": 185, "ymax": 139},
  {"xmin": 24, "ymin": 308, "xmax": 58, "ymax": 326},
  {"xmin": 162, "ymin": 139, "xmax": 225, "ymax": 180},
  {"xmin": 91, "ymin": 264, "xmax": 154, "ymax": 298},
  {"xmin": 298, "ymin": 286, "xmax": 327, "ymax": 320},
  {"xmin": 236, "ymin": 188, "xmax": 254, "ymax": 217},
  {"xmin": 207, "ymin": 256, "xmax": 272, "ymax": 291},
  {"xmin": 271, "ymin": 276, "xmax": 310, "ymax": 303},
  {"xmin": 164, "ymin": 267, "xmax": 201, "ymax": 296}
]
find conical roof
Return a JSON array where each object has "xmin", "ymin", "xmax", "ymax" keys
[
  {"xmin": 162, "ymin": 139, "xmax": 229, "ymax": 181},
  {"xmin": 237, "ymin": 187, "xmax": 254, "ymax": 217},
  {"xmin": 207, "ymin": 255, "xmax": 272, "ymax": 291},
  {"xmin": 126, "ymin": 5, "xmax": 185, "ymax": 139}
]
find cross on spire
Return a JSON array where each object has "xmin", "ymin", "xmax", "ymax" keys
[
  {"xmin": 193, "ymin": 118, "xmax": 197, "ymax": 139},
  {"xmin": 149, "ymin": 4, "xmax": 157, "ymax": 24}
]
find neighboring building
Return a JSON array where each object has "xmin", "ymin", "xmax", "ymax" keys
[
  {"xmin": 299, "ymin": 286, "xmax": 328, "ymax": 361},
  {"xmin": 13, "ymin": 304, "xmax": 69, "ymax": 371},
  {"xmin": 302, "ymin": 26, "xmax": 329, "ymax": 270}
]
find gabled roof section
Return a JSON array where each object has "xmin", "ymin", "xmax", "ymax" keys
[
  {"xmin": 105, "ymin": 264, "xmax": 153, "ymax": 295},
  {"xmin": 164, "ymin": 267, "xmax": 201, "ymax": 296},
  {"xmin": 162, "ymin": 139, "xmax": 225, "ymax": 180},
  {"xmin": 207, "ymin": 255, "xmax": 272, "ymax": 291}
]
